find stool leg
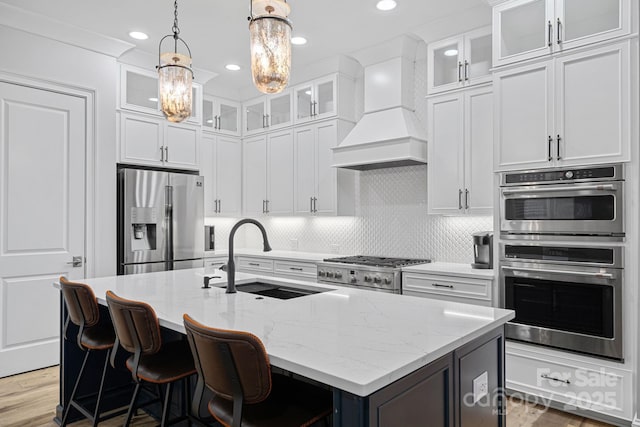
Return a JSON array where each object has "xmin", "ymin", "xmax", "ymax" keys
[
  {"xmin": 161, "ymin": 382, "xmax": 173, "ymax": 427},
  {"xmin": 124, "ymin": 382, "xmax": 141, "ymax": 427},
  {"xmin": 61, "ymin": 349, "xmax": 91, "ymax": 427},
  {"xmin": 91, "ymin": 348, "xmax": 111, "ymax": 426}
]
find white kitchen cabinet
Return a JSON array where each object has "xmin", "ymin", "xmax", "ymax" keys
[
  {"xmin": 294, "ymin": 120, "xmax": 356, "ymax": 216},
  {"xmin": 236, "ymin": 256, "xmax": 274, "ymax": 275},
  {"xmin": 492, "ymin": 0, "xmax": 631, "ymax": 67},
  {"xmin": 201, "ymin": 132, "xmax": 242, "ymax": 217},
  {"xmin": 242, "ymin": 90, "xmax": 293, "ymax": 136},
  {"xmin": 119, "ymin": 64, "xmax": 203, "ymax": 125},
  {"xmin": 202, "ymin": 96, "xmax": 241, "ymax": 136},
  {"xmin": 119, "ymin": 112, "xmax": 199, "ymax": 170},
  {"xmin": 293, "ymin": 74, "xmax": 356, "ymax": 124},
  {"xmin": 236, "ymin": 256, "xmax": 318, "ymax": 283},
  {"xmin": 427, "ymin": 85, "xmax": 493, "ymax": 215},
  {"xmin": 494, "ymin": 41, "xmax": 630, "ymax": 170},
  {"xmin": 243, "ymin": 129, "xmax": 295, "ymax": 216},
  {"xmin": 428, "ymin": 26, "xmax": 492, "ymax": 94},
  {"xmin": 402, "ymin": 272, "xmax": 493, "ymax": 306}
]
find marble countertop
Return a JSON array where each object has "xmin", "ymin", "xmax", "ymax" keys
[
  {"xmin": 205, "ymin": 249, "xmax": 335, "ymax": 262},
  {"xmin": 402, "ymin": 262, "xmax": 495, "ymax": 279},
  {"xmin": 70, "ymin": 269, "xmax": 513, "ymax": 396}
]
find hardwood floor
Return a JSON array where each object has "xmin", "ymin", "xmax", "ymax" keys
[{"xmin": 0, "ymin": 366, "xmax": 616, "ymax": 427}]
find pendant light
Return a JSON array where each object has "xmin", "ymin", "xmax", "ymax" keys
[
  {"xmin": 157, "ymin": 0, "xmax": 194, "ymax": 123},
  {"xmin": 248, "ymin": 0, "xmax": 292, "ymax": 94}
]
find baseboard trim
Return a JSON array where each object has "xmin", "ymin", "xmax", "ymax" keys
[{"xmin": 631, "ymin": 415, "xmax": 640, "ymax": 427}]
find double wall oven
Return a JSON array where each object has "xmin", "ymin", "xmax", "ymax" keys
[{"xmin": 499, "ymin": 165, "xmax": 624, "ymax": 361}]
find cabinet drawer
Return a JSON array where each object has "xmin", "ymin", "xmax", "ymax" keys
[
  {"xmin": 402, "ymin": 273, "xmax": 491, "ymax": 302},
  {"xmin": 237, "ymin": 257, "xmax": 274, "ymax": 273},
  {"xmin": 506, "ymin": 349, "xmax": 628, "ymax": 417},
  {"xmin": 204, "ymin": 257, "xmax": 226, "ymax": 270},
  {"xmin": 274, "ymin": 260, "xmax": 317, "ymax": 278}
]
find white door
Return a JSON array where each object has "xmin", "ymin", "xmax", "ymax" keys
[
  {"xmin": 0, "ymin": 82, "xmax": 86, "ymax": 377},
  {"xmin": 427, "ymin": 93, "xmax": 464, "ymax": 214},
  {"xmin": 315, "ymin": 122, "xmax": 338, "ymax": 215},
  {"xmin": 465, "ymin": 87, "xmax": 494, "ymax": 215},
  {"xmin": 294, "ymin": 125, "xmax": 316, "ymax": 215},
  {"xmin": 266, "ymin": 130, "xmax": 294, "ymax": 215},
  {"xmin": 242, "ymin": 135, "xmax": 267, "ymax": 216},
  {"xmin": 555, "ymin": 42, "xmax": 630, "ymax": 166},
  {"xmin": 215, "ymin": 136, "xmax": 242, "ymax": 216},
  {"xmin": 494, "ymin": 60, "xmax": 554, "ymax": 170}
]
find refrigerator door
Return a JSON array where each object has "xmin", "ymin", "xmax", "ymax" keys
[
  {"xmin": 168, "ymin": 172, "xmax": 204, "ymax": 263},
  {"xmin": 122, "ymin": 169, "xmax": 169, "ymax": 265}
]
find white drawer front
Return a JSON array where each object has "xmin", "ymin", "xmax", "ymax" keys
[
  {"xmin": 506, "ymin": 350, "xmax": 630, "ymax": 419},
  {"xmin": 274, "ymin": 260, "xmax": 317, "ymax": 278},
  {"xmin": 237, "ymin": 257, "xmax": 274, "ymax": 273},
  {"xmin": 402, "ymin": 273, "xmax": 491, "ymax": 302}
]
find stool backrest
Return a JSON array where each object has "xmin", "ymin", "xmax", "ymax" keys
[
  {"xmin": 106, "ymin": 290, "xmax": 162, "ymax": 356},
  {"xmin": 59, "ymin": 276, "xmax": 100, "ymax": 328},
  {"xmin": 183, "ymin": 314, "xmax": 272, "ymax": 404}
]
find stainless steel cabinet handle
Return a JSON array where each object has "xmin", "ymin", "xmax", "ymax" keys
[
  {"xmin": 216, "ymin": 116, "xmax": 220, "ymax": 129},
  {"xmin": 556, "ymin": 135, "xmax": 561, "ymax": 160},
  {"xmin": 432, "ymin": 283, "xmax": 454, "ymax": 289},
  {"xmin": 310, "ymin": 197, "xmax": 314, "ymax": 213},
  {"xmin": 557, "ymin": 18, "xmax": 562, "ymax": 44},
  {"xmin": 502, "ymin": 184, "xmax": 615, "ymax": 195},
  {"xmin": 217, "ymin": 199, "xmax": 221, "ymax": 213},
  {"xmin": 262, "ymin": 200, "xmax": 266, "ymax": 213},
  {"xmin": 501, "ymin": 266, "xmax": 614, "ymax": 279},
  {"xmin": 464, "ymin": 60, "xmax": 469, "ymax": 81},
  {"xmin": 66, "ymin": 256, "xmax": 83, "ymax": 267},
  {"xmin": 265, "ymin": 199, "xmax": 269, "ymax": 213},
  {"xmin": 160, "ymin": 146, "xmax": 164, "ymax": 162},
  {"xmin": 289, "ymin": 267, "xmax": 303, "ymax": 271},
  {"xmin": 249, "ymin": 262, "xmax": 260, "ymax": 267},
  {"xmin": 310, "ymin": 102, "xmax": 313, "ymax": 117},
  {"xmin": 458, "ymin": 189, "xmax": 463, "ymax": 210},
  {"xmin": 548, "ymin": 20, "xmax": 553, "ymax": 47},
  {"xmin": 313, "ymin": 197, "xmax": 317, "ymax": 213},
  {"xmin": 541, "ymin": 374, "xmax": 570, "ymax": 385},
  {"xmin": 457, "ymin": 62, "xmax": 463, "ymax": 82},
  {"xmin": 464, "ymin": 189, "xmax": 469, "ymax": 210},
  {"xmin": 164, "ymin": 146, "xmax": 168, "ymax": 162},
  {"xmin": 547, "ymin": 135, "xmax": 553, "ymax": 161}
]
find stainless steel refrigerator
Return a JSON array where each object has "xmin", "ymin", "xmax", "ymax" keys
[{"xmin": 117, "ymin": 167, "xmax": 204, "ymax": 275}]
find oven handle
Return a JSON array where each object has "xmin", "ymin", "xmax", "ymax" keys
[
  {"xmin": 502, "ymin": 184, "xmax": 615, "ymax": 195},
  {"xmin": 501, "ymin": 266, "xmax": 614, "ymax": 279}
]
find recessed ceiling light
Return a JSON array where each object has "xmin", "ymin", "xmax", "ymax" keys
[
  {"xmin": 206, "ymin": 119, "xmax": 214, "ymax": 124},
  {"xmin": 291, "ymin": 36, "xmax": 307, "ymax": 45},
  {"xmin": 376, "ymin": 0, "xmax": 397, "ymax": 11},
  {"xmin": 129, "ymin": 31, "xmax": 148, "ymax": 40},
  {"xmin": 305, "ymin": 90, "xmax": 312, "ymax": 95},
  {"xmin": 148, "ymin": 97, "xmax": 158, "ymax": 102},
  {"xmin": 444, "ymin": 49, "xmax": 458, "ymax": 57},
  {"xmin": 225, "ymin": 64, "xmax": 241, "ymax": 71}
]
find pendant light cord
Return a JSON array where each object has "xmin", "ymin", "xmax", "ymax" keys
[{"xmin": 172, "ymin": 0, "xmax": 180, "ymax": 51}]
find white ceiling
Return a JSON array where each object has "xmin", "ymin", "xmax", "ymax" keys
[{"xmin": 0, "ymin": 0, "xmax": 491, "ymax": 97}]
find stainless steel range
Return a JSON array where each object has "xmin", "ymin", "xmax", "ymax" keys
[{"xmin": 317, "ymin": 256, "xmax": 431, "ymax": 293}]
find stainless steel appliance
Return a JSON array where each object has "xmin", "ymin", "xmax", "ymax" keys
[
  {"xmin": 500, "ymin": 242, "xmax": 623, "ymax": 361},
  {"xmin": 472, "ymin": 232, "xmax": 493, "ymax": 269},
  {"xmin": 117, "ymin": 167, "xmax": 204, "ymax": 275},
  {"xmin": 317, "ymin": 256, "xmax": 431, "ymax": 293},
  {"xmin": 500, "ymin": 164, "xmax": 624, "ymax": 240}
]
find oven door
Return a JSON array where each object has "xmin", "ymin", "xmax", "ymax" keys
[
  {"xmin": 500, "ymin": 181, "xmax": 623, "ymax": 237},
  {"xmin": 500, "ymin": 261, "xmax": 622, "ymax": 361}
]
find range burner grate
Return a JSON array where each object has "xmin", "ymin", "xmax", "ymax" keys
[{"xmin": 322, "ymin": 255, "xmax": 431, "ymax": 268}]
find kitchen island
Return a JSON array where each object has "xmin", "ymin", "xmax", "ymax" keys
[{"xmin": 56, "ymin": 268, "xmax": 514, "ymax": 426}]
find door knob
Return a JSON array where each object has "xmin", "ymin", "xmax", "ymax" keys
[{"xmin": 66, "ymin": 256, "xmax": 83, "ymax": 267}]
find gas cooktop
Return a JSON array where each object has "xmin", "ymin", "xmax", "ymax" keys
[{"xmin": 322, "ymin": 255, "xmax": 431, "ymax": 269}]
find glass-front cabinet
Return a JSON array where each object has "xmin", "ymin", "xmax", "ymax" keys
[
  {"xmin": 203, "ymin": 96, "xmax": 241, "ymax": 136},
  {"xmin": 242, "ymin": 90, "xmax": 292, "ymax": 136},
  {"xmin": 492, "ymin": 0, "xmax": 630, "ymax": 67},
  {"xmin": 294, "ymin": 75, "xmax": 337, "ymax": 124},
  {"xmin": 428, "ymin": 26, "xmax": 492, "ymax": 94}
]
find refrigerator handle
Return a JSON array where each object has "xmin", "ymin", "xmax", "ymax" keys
[{"xmin": 165, "ymin": 185, "xmax": 174, "ymax": 269}]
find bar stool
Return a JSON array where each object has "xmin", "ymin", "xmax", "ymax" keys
[
  {"xmin": 106, "ymin": 290, "xmax": 196, "ymax": 426},
  {"xmin": 183, "ymin": 313, "xmax": 333, "ymax": 427},
  {"xmin": 59, "ymin": 276, "xmax": 122, "ymax": 426}
]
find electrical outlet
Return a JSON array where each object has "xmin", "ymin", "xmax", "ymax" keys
[
  {"xmin": 330, "ymin": 244, "xmax": 340, "ymax": 254},
  {"xmin": 289, "ymin": 238, "xmax": 298, "ymax": 250},
  {"xmin": 472, "ymin": 371, "xmax": 488, "ymax": 403}
]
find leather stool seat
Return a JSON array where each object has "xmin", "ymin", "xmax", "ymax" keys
[
  {"xmin": 80, "ymin": 324, "xmax": 116, "ymax": 351},
  {"xmin": 125, "ymin": 340, "xmax": 195, "ymax": 384}
]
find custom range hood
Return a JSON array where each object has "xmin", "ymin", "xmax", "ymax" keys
[{"xmin": 333, "ymin": 36, "xmax": 427, "ymax": 171}]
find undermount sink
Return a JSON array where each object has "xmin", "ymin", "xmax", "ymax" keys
[{"xmin": 216, "ymin": 281, "xmax": 328, "ymax": 300}]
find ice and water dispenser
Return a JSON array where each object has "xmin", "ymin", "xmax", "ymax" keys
[{"xmin": 130, "ymin": 207, "xmax": 157, "ymax": 251}]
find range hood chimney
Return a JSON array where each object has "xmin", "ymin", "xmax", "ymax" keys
[{"xmin": 333, "ymin": 36, "xmax": 427, "ymax": 171}]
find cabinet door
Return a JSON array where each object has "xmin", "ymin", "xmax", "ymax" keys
[
  {"xmin": 427, "ymin": 94, "xmax": 465, "ymax": 215},
  {"xmin": 165, "ymin": 123, "xmax": 199, "ymax": 169},
  {"xmin": 494, "ymin": 60, "xmax": 554, "ymax": 170},
  {"xmin": 464, "ymin": 87, "xmax": 494, "ymax": 215},
  {"xmin": 314, "ymin": 76, "xmax": 337, "ymax": 120},
  {"xmin": 243, "ymin": 97, "xmax": 266, "ymax": 135},
  {"xmin": 267, "ymin": 130, "xmax": 295, "ymax": 215},
  {"xmin": 243, "ymin": 135, "xmax": 268, "ymax": 216},
  {"xmin": 120, "ymin": 113, "xmax": 163, "ymax": 166},
  {"xmin": 294, "ymin": 83, "xmax": 314, "ymax": 124},
  {"xmin": 556, "ymin": 0, "xmax": 629, "ymax": 51},
  {"xmin": 555, "ymin": 42, "xmax": 630, "ymax": 166},
  {"xmin": 120, "ymin": 66, "xmax": 160, "ymax": 114},
  {"xmin": 465, "ymin": 27, "xmax": 493, "ymax": 87},
  {"xmin": 215, "ymin": 136, "xmax": 242, "ymax": 216},
  {"xmin": 294, "ymin": 125, "xmax": 316, "ymax": 215},
  {"xmin": 315, "ymin": 122, "xmax": 338, "ymax": 215},
  {"xmin": 428, "ymin": 36, "xmax": 464, "ymax": 94},
  {"xmin": 493, "ymin": 0, "xmax": 553, "ymax": 67},
  {"xmin": 202, "ymin": 98, "xmax": 216, "ymax": 130},
  {"xmin": 201, "ymin": 133, "xmax": 217, "ymax": 216},
  {"xmin": 217, "ymin": 99, "xmax": 241, "ymax": 136},
  {"xmin": 267, "ymin": 90, "xmax": 292, "ymax": 130}
]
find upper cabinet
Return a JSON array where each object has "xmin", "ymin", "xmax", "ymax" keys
[
  {"xmin": 202, "ymin": 96, "xmax": 241, "ymax": 136},
  {"xmin": 293, "ymin": 74, "xmax": 356, "ymax": 124},
  {"xmin": 494, "ymin": 40, "xmax": 631, "ymax": 170},
  {"xmin": 119, "ymin": 64, "xmax": 202, "ymax": 125},
  {"xmin": 492, "ymin": 0, "xmax": 631, "ymax": 67},
  {"xmin": 242, "ymin": 90, "xmax": 293, "ymax": 136},
  {"xmin": 201, "ymin": 133, "xmax": 242, "ymax": 217},
  {"xmin": 428, "ymin": 26, "xmax": 493, "ymax": 94}
]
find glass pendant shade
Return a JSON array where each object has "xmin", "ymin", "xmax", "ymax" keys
[
  {"xmin": 249, "ymin": 0, "xmax": 292, "ymax": 94},
  {"xmin": 158, "ymin": 52, "xmax": 193, "ymax": 123}
]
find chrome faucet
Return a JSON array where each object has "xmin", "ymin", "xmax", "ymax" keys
[{"xmin": 224, "ymin": 219, "xmax": 272, "ymax": 294}]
